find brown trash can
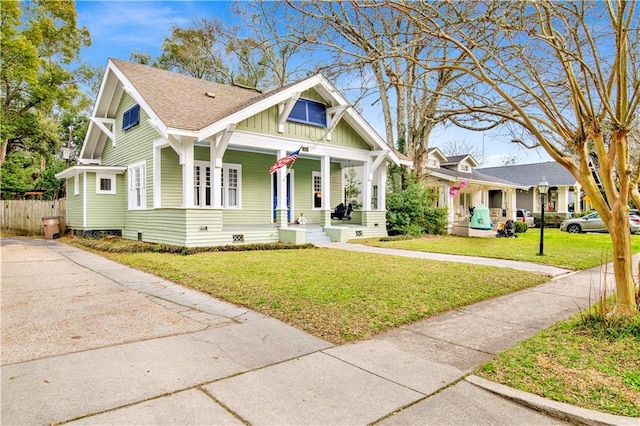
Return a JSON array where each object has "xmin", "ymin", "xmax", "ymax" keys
[{"xmin": 42, "ymin": 216, "xmax": 61, "ymax": 239}]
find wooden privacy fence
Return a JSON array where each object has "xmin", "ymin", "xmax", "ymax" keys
[{"xmin": 1, "ymin": 199, "xmax": 67, "ymax": 235}]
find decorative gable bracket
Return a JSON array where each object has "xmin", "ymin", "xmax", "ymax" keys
[
  {"xmin": 325, "ymin": 105, "xmax": 347, "ymax": 141},
  {"xmin": 211, "ymin": 124, "xmax": 236, "ymax": 168},
  {"xmin": 369, "ymin": 150, "xmax": 387, "ymax": 181},
  {"xmin": 90, "ymin": 117, "xmax": 116, "ymax": 147},
  {"xmin": 277, "ymin": 93, "xmax": 301, "ymax": 133},
  {"xmin": 147, "ymin": 118, "xmax": 186, "ymax": 164}
]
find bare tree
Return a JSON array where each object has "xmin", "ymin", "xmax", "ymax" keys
[
  {"xmin": 438, "ymin": 139, "xmax": 485, "ymax": 164},
  {"xmin": 391, "ymin": 0, "xmax": 639, "ymax": 316},
  {"xmin": 284, "ymin": 1, "xmax": 505, "ymax": 180}
]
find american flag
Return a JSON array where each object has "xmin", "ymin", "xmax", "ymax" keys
[
  {"xmin": 449, "ymin": 180, "xmax": 469, "ymax": 197},
  {"xmin": 270, "ymin": 149, "xmax": 301, "ymax": 174}
]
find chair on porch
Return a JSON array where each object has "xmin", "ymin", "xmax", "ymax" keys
[{"xmin": 331, "ymin": 203, "xmax": 353, "ymax": 220}]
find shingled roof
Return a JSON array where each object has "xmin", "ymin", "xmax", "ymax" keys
[
  {"xmin": 111, "ymin": 59, "xmax": 271, "ymax": 131},
  {"xmin": 478, "ymin": 161, "xmax": 577, "ymax": 187},
  {"xmin": 427, "ymin": 166, "xmax": 525, "ymax": 187}
]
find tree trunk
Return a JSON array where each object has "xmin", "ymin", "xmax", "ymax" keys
[
  {"xmin": 0, "ymin": 139, "xmax": 8, "ymax": 168},
  {"xmin": 608, "ymin": 214, "xmax": 638, "ymax": 316}
]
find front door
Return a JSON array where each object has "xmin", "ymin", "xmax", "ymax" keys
[{"xmin": 273, "ymin": 171, "xmax": 293, "ymax": 222}]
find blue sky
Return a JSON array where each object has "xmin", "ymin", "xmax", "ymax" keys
[{"xmin": 75, "ymin": 1, "xmax": 550, "ymax": 167}]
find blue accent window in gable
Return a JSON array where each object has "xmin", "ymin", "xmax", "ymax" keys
[
  {"xmin": 122, "ymin": 104, "xmax": 140, "ymax": 131},
  {"xmin": 287, "ymin": 99, "xmax": 327, "ymax": 128}
]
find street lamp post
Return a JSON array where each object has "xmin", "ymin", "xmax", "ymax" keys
[{"xmin": 537, "ymin": 178, "xmax": 550, "ymax": 256}]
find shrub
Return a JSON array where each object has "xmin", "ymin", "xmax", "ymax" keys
[
  {"xmin": 70, "ymin": 235, "xmax": 316, "ymax": 255},
  {"xmin": 533, "ymin": 213, "xmax": 566, "ymax": 228},
  {"xmin": 386, "ymin": 178, "xmax": 447, "ymax": 236},
  {"xmin": 514, "ymin": 221, "xmax": 528, "ymax": 233}
]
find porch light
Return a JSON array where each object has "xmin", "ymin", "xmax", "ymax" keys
[{"xmin": 537, "ymin": 178, "xmax": 549, "ymax": 256}]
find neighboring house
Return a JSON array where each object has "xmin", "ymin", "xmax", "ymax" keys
[
  {"xmin": 423, "ymin": 148, "xmax": 528, "ymax": 235},
  {"xmin": 478, "ymin": 161, "xmax": 587, "ymax": 216},
  {"xmin": 56, "ymin": 59, "xmax": 401, "ymax": 247}
]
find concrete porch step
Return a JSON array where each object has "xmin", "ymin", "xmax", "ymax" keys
[{"xmin": 303, "ymin": 227, "xmax": 332, "ymax": 244}]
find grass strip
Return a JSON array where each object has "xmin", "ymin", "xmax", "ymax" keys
[
  {"xmin": 358, "ymin": 229, "xmax": 640, "ymax": 270},
  {"xmin": 477, "ymin": 308, "xmax": 640, "ymax": 417}
]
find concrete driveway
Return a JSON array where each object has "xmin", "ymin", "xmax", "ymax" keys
[{"xmin": 1, "ymin": 238, "xmax": 331, "ymax": 424}]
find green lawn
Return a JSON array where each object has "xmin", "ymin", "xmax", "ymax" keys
[
  {"xmin": 356, "ymin": 228, "xmax": 640, "ymax": 270},
  {"xmin": 101, "ymin": 247, "xmax": 548, "ymax": 344},
  {"xmin": 478, "ymin": 310, "xmax": 640, "ymax": 416}
]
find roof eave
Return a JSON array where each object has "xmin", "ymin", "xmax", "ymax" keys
[{"xmin": 55, "ymin": 165, "xmax": 127, "ymax": 179}]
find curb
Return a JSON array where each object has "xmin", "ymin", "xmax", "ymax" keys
[{"xmin": 466, "ymin": 375, "xmax": 639, "ymax": 426}]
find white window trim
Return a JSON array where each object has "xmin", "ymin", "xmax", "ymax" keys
[
  {"xmin": 96, "ymin": 173, "xmax": 116, "ymax": 194},
  {"xmin": 222, "ymin": 163, "xmax": 242, "ymax": 209},
  {"xmin": 194, "ymin": 160, "xmax": 212, "ymax": 208},
  {"xmin": 73, "ymin": 175, "xmax": 79, "ymax": 196},
  {"xmin": 128, "ymin": 161, "xmax": 147, "ymax": 210},
  {"xmin": 312, "ymin": 171, "xmax": 322, "ymax": 210}
]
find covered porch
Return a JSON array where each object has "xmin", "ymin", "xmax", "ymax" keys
[{"xmin": 428, "ymin": 173, "xmax": 524, "ymax": 236}]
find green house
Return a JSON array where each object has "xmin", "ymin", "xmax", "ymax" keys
[{"xmin": 56, "ymin": 59, "xmax": 402, "ymax": 247}]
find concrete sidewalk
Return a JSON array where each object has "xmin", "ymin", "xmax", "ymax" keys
[{"xmin": 1, "ymin": 237, "xmax": 637, "ymax": 425}]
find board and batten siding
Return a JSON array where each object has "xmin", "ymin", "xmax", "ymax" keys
[
  {"xmin": 83, "ymin": 173, "xmax": 125, "ymax": 229},
  {"xmin": 236, "ymin": 88, "xmax": 371, "ymax": 151},
  {"xmin": 66, "ymin": 174, "xmax": 84, "ymax": 228}
]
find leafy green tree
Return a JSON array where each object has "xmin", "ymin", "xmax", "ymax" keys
[
  {"xmin": 0, "ymin": 0, "xmax": 91, "ymax": 167},
  {"xmin": 155, "ymin": 23, "xmax": 232, "ymax": 82},
  {"xmin": 386, "ymin": 177, "xmax": 447, "ymax": 236},
  {"xmin": 0, "ymin": 151, "xmax": 40, "ymax": 197}
]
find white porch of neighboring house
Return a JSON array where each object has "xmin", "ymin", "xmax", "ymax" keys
[
  {"xmin": 435, "ymin": 179, "xmax": 520, "ymax": 236},
  {"xmin": 477, "ymin": 162, "xmax": 589, "ymax": 216},
  {"xmin": 522, "ymin": 184, "xmax": 586, "ymax": 216}
]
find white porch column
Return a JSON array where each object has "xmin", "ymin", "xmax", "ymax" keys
[
  {"xmin": 321, "ymin": 155, "xmax": 331, "ymax": 209},
  {"xmin": 376, "ymin": 168, "xmax": 386, "ymax": 210},
  {"xmin": 211, "ymin": 141, "xmax": 222, "ymax": 209},
  {"xmin": 574, "ymin": 184, "xmax": 582, "ymax": 213},
  {"xmin": 319, "ymin": 155, "xmax": 331, "ymax": 226},
  {"xmin": 445, "ymin": 184, "xmax": 455, "ymax": 230},
  {"xmin": 152, "ymin": 142, "xmax": 162, "ymax": 208},
  {"xmin": 276, "ymin": 150, "xmax": 288, "ymax": 227},
  {"xmin": 182, "ymin": 140, "xmax": 195, "ymax": 208},
  {"xmin": 506, "ymin": 189, "xmax": 517, "ymax": 220},
  {"xmin": 362, "ymin": 160, "xmax": 371, "ymax": 210},
  {"xmin": 558, "ymin": 187, "xmax": 569, "ymax": 214},
  {"xmin": 472, "ymin": 190, "xmax": 483, "ymax": 207}
]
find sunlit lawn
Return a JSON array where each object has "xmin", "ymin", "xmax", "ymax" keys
[
  {"xmin": 98, "ymin": 247, "xmax": 549, "ymax": 344},
  {"xmin": 478, "ymin": 309, "xmax": 640, "ymax": 417},
  {"xmin": 357, "ymin": 228, "xmax": 640, "ymax": 270}
]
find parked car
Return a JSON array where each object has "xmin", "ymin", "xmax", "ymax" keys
[
  {"xmin": 560, "ymin": 211, "xmax": 640, "ymax": 234},
  {"xmin": 515, "ymin": 209, "xmax": 535, "ymax": 228}
]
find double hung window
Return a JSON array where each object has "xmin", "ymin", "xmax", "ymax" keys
[
  {"xmin": 221, "ymin": 164, "xmax": 241, "ymax": 208},
  {"xmin": 312, "ymin": 172, "xmax": 322, "ymax": 208},
  {"xmin": 194, "ymin": 162, "xmax": 211, "ymax": 207},
  {"xmin": 128, "ymin": 161, "xmax": 146, "ymax": 209}
]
